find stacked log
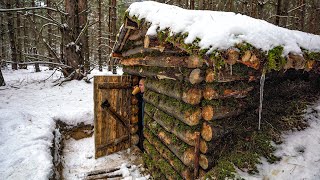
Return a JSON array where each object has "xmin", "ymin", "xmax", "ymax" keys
[
  {"xmin": 112, "ymin": 18, "xmax": 261, "ymax": 180},
  {"xmin": 118, "ymin": 50, "xmax": 259, "ymax": 179},
  {"xmin": 130, "ymin": 76, "xmax": 140, "ymax": 146}
]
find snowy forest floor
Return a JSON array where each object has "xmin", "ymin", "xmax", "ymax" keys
[
  {"xmin": 0, "ymin": 66, "xmax": 148, "ymax": 180},
  {"xmin": 0, "ymin": 66, "xmax": 320, "ymax": 180}
]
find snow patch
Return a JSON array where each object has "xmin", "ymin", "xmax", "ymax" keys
[{"xmin": 128, "ymin": 1, "xmax": 320, "ymax": 55}]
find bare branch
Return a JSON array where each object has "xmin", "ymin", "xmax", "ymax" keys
[
  {"xmin": 28, "ymin": 13, "xmax": 62, "ymax": 26},
  {"xmin": 74, "ymin": 20, "xmax": 89, "ymax": 45},
  {"xmin": 38, "ymin": 23, "xmax": 59, "ymax": 41},
  {"xmin": 0, "ymin": 7, "xmax": 67, "ymax": 15},
  {"xmin": 288, "ymin": 4, "xmax": 306, "ymax": 13}
]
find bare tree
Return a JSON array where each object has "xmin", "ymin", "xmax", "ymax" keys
[
  {"xmin": 15, "ymin": 0, "xmax": 23, "ymax": 68},
  {"xmin": 108, "ymin": 0, "xmax": 117, "ymax": 74},
  {"xmin": 6, "ymin": 0, "xmax": 18, "ymax": 70},
  {"xmin": 0, "ymin": 7, "xmax": 6, "ymax": 62},
  {"xmin": 47, "ymin": 0, "xmax": 54, "ymax": 70},
  {"xmin": 98, "ymin": 0, "xmax": 103, "ymax": 71},
  {"xmin": 0, "ymin": 68, "xmax": 5, "ymax": 86}
]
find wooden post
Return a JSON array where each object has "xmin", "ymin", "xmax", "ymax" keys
[{"xmin": 194, "ymin": 132, "xmax": 200, "ymax": 178}]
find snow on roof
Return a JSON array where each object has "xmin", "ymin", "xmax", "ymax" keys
[{"xmin": 127, "ymin": 1, "xmax": 320, "ymax": 56}]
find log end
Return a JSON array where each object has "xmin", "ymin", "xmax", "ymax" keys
[
  {"xmin": 182, "ymin": 88, "xmax": 202, "ymax": 105},
  {"xmin": 205, "ymin": 69, "xmax": 215, "ymax": 83},
  {"xmin": 184, "ymin": 108, "xmax": 202, "ymax": 126},
  {"xmin": 203, "ymin": 87, "xmax": 219, "ymax": 100},
  {"xmin": 202, "ymin": 105, "xmax": 214, "ymax": 121},
  {"xmin": 201, "ymin": 122, "xmax": 213, "ymax": 142},
  {"xmin": 189, "ymin": 68, "xmax": 203, "ymax": 84}
]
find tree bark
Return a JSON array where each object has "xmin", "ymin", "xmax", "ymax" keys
[
  {"xmin": 31, "ymin": 0, "xmax": 41, "ymax": 72},
  {"xmin": 6, "ymin": 0, "xmax": 18, "ymax": 70},
  {"xmin": 120, "ymin": 55, "xmax": 203, "ymax": 68},
  {"xmin": 47, "ymin": 0, "xmax": 53, "ymax": 70},
  {"xmin": 15, "ymin": 0, "xmax": 23, "ymax": 68},
  {"xmin": 98, "ymin": 0, "xmax": 102, "ymax": 71},
  {"xmin": 144, "ymin": 90, "xmax": 201, "ymax": 126},
  {"xmin": 144, "ymin": 138, "xmax": 193, "ymax": 180},
  {"xmin": 146, "ymin": 116, "xmax": 214, "ymax": 170},
  {"xmin": 63, "ymin": 0, "xmax": 87, "ymax": 79},
  {"xmin": 145, "ymin": 78, "xmax": 202, "ymax": 105},
  {"xmin": 0, "ymin": 68, "xmax": 5, "ymax": 86},
  {"xmin": 144, "ymin": 116, "xmax": 196, "ymax": 168},
  {"xmin": 0, "ymin": 11, "xmax": 5, "ymax": 62},
  {"xmin": 123, "ymin": 66, "xmax": 204, "ymax": 84},
  {"xmin": 275, "ymin": 0, "xmax": 282, "ymax": 25},
  {"xmin": 22, "ymin": 0, "xmax": 28, "ymax": 69},
  {"xmin": 203, "ymin": 83, "xmax": 253, "ymax": 100},
  {"xmin": 143, "ymin": 139, "xmax": 183, "ymax": 180},
  {"xmin": 145, "ymin": 103, "xmax": 200, "ymax": 146},
  {"xmin": 108, "ymin": 0, "xmax": 117, "ymax": 73}
]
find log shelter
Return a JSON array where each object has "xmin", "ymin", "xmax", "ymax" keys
[{"xmin": 95, "ymin": 1, "xmax": 320, "ymax": 179}]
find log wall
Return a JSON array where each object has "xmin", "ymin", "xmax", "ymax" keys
[
  {"xmin": 121, "ymin": 62, "xmax": 257, "ymax": 179},
  {"xmin": 111, "ymin": 14, "xmax": 320, "ymax": 180}
]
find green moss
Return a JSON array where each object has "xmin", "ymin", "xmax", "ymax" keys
[
  {"xmin": 304, "ymin": 51, "xmax": 320, "ymax": 61},
  {"xmin": 205, "ymin": 158, "xmax": 237, "ymax": 180},
  {"xmin": 236, "ymin": 42, "xmax": 254, "ymax": 55},
  {"xmin": 267, "ymin": 46, "xmax": 286, "ymax": 71},
  {"xmin": 208, "ymin": 51, "xmax": 226, "ymax": 75}
]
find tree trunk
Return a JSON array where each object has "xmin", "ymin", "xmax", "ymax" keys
[
  {"xmin": 31, "ymin": 0, "xmax": 40, "ymax": 72},
  {"xmin": 22, "ymin": 0, "xmax": 28, "ymax": 69},
  {"xmin": 275, "ymin": 0, "xmax": 282, "ymax": 25},
  {"xmin": 198, "ymin": 0, "xmax": 204, "ymax": 9},
  {"xmin": 190, "ymin": 0, "xmax": 195, "ymax": 9},
  {"xmin": 16, "ymin": 0, "xmax": 23, "ymax": 68},
  {"xmin": 6, "ymin": 0, "xmax": 17, "ymax": 70},
  {"xmin": 98, "ymin": 0, "xmax": 102, "ymax": 71},
  {"xmin": 63, "ymin": 0, "xmax": 87, "ymax": 79},
  {"xmin": 78, "ymin": 0, "xmax": 88, "ymax": 73},
  {"xmin": 47, "ymin": 0, "xmax": 53, "ymax": 70},
  {"xmin": 108, "ymin": 0, "xmax": 117, "ymax": 72},
  {"xmin": 0, "ymin": 68, "xmax": 5, "ymax": 86},
  {"xmin": 144, "ymin": 90, "xmax": 202, "ymax": 126},
  {"xmin": 0, "ymin": 11, "xmax": 5, "ymax": 62},
  {"xmin": 299, "ymin": 0, "xmax": 306, "ymax": 31}
]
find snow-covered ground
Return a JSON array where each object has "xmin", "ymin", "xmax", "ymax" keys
[
  {"xmin": 63, "ymin": 137, "xmax": 147, "ymax": 180},
  {"xmin": 0, "ymin": 66, "xmax": 320, "ymax": 179},
  {"xmin": 0, "ymin": 66, "xmax": 147, "ymax": 180},
  {"xmin": 239, "ymin": 103, "xmax": 320, "ymax": 180}
]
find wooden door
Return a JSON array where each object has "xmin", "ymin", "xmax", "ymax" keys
[{"xmin": 94, "ymin": 75, "xmax": 138, "ymax": 158}]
